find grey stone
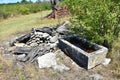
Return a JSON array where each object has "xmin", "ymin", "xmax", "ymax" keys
[
  {"xmin": 40, "ymin": 40, "xmax": 43, "ymax": 43},
  {"xmin": 20, "ymin": 45, "xmax": 51, "ymax": 63},
  {"xmin": 102, "ymin": 58, "xmax": 111, "ymax": 66},
  {"xmin": 50, "ymin": 34, "xmax": 58, "ymax": 43},
  {"xmin": 56, "ymin": 21, "xmax": 70, "ymax": 34},
  {"xmin": 30, "ymin": 43, "xmax": 38, "ymax": 46},
  {"xmin": 41, "ymin": 27, "xmax": 52, "ymax": 35},
  {"xmin": 37, "ymin": 52, "xmax": 57, "ymax": 68},
  {"xmin": 14, "ymin": 43, "xmax": 26, "ymax": 47},
  {"xmin": 35, "ymin": 27, "xmax": 52, "ymax": 35},
  {"xmin": 35, "ymin": 32, "xmax": 43, "ymax": 36},
  {"xmin": 15, "ymin": 33, "xmax": 31, "ymax": 43},
  {"xmin": 42, "ymin": 33, "xmax": 49, "ymax": 38},
  {"xmin": 14, "ymin": 47, "xmax": 33, "ymax": 54},
  {"xmin": 89, "ymin": 74, "xmax": 103, "ymax": 80},
  {"xmin": 17, "ymin": 54, "xmax": 26, "ymax": 60},
  {"xmin": 49, "ymin": 41, "xmax": 58, "ymax": 48},
  {"xmin": 52, "ymin": 64, "xmax": 70, "ymax": 72}
]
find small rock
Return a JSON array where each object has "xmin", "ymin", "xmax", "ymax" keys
[
  {"xmin": 56, "ymin": 21, "xmax": 70, "ymax": 34},
  {"xmin": 49, "ymin": 41, "xmax": 58, "ymax": 48},
  {"xmin": 35, "ymin": 32, "xmax": 43, "ymax": 36},
  {"xmin": 14, "ymin": 43, "xmax": 25, "ymax": 47},
  {"xmin": 37, "ymin": 52, "xmax": 57, "ymax": 68},
  {"xmin": 102, "ymin": 58, "xmax": 111, "ymax": 66},
  {"xmin": 42, "ymin": 33, "xmax": 49, "ymax": 38},
  {"xmin": 42, "ymin": 27, "xmax": 52, "ymax": 35},
  {"xmin": 17, "ymin": 54, "xmax": 26, "ymax": 60},
  {"xmin": 89, "ymin": 74, "xmax": 103, "ymax": 80},
  {"xmin": 52, "ymin": 64, "xmax": 70, "ymax": 72},
  {"xmin": 50, "ymin": 35, "xmax": 58, "ymax": 43},
  {"xmin": 30, "ymin": 43, "xmax": 38, "ymax": 46}
]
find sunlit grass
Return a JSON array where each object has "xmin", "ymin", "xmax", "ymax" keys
[{"xmin": 0, "ymin": 10, "xmax": 69, "ymax": 38}]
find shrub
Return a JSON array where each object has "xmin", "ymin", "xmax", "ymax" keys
[
  {"xmin": 0, "ymin": 10, "xmax": 11, "ymax": 19},
  {"xmin": 18, "ymin": 6, "xmax": 30, "ymax": 15},
  {"xmin": 63, "ymin": 0, "xmax": 120, "ymax": 49},
  {"xmin": 28, "ymin": 3, "xmax": 41, "ymax": 13},
  {"xmin": 0, "ymin": 10, "xmax": 4, "ymax": 19},
  {"xmin": 0, "ymin": 2, "xmax": 51, "ymax": 19},
  {"xmin": 40, "ymin": 2, "xmax": 51, "ymax": 10}
]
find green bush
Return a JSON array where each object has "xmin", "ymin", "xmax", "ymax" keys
[
  {"xmin": 18, "ymin": 6, "xmax": 30, "ymax": 15},
  {"xmin": 0, "ymin": 10, "xmax": 4, "ymax": 19},
  {"xmin": 40, "ymin": 2, "xmax": 51, "ymax": 10},
  {"xmin": 27, "ymin": 3, "xmax": 41, "ymax": 13},
  {"xmin": 63, "ymin": 0, "xmax": 120, "ymax": 49},
  {"xmin": 0, "ymin": 2, "xmax": 51, "ymax": 19},
  {"xmin": 0, "ymin": 10, "xmax": 11, "ymax": 19}
]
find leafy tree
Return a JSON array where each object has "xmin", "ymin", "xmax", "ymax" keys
[
  {"xmin": 29, "ymin": 0, "xmax": 33, "ymax": 3},
  {"xmin": 21, "ymin": 0, "xmax": 28, "ymax": 4},
  {"xmin": 63, "ymin": 0, "xmax": 120, "ymax": 49},
  {"xmin": 37, "ymin": 0, "xmax": 42, "ymax": 3}
]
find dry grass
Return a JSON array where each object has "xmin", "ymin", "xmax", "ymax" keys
[
  {"xmin": 107, "ymin": 37, "xmax": 120, "ymax": 79},
  {"xmin": 0, "ymin": 53, "xmax": 14, "ymax": 80}
]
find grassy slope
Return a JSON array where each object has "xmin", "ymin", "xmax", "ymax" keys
[{"xmin": 0, "ymin": 10, "xmax": 68, "ymax": 38}]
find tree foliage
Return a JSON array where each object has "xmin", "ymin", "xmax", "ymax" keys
[
  {"xmin": 21, "ymin": 0, "xmax": 28, "ymax": 4},
  {"xmin": 63, "ymin": 0, "xmax": 120, "ymax": 49}
]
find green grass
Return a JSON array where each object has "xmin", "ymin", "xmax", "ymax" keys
[{"xmin": 0, "ymin": 10, "xmax": 68, "ymax": 38}]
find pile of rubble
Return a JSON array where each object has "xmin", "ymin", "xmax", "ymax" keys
[
  {"xmin": 5, "ymin": 21, "xmax": 110, "ymax": 72},
  {"xmin": 9, "ymin": 21, "xmax": 70, "ymax": 64}
]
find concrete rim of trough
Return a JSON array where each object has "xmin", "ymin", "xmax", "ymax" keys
[{"xmin": 59, "ymin": 39, "xmax": 108, "ymax": 57}]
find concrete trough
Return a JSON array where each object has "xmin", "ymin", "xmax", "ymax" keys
[{"xmin": 58, "ymin": 35, "xmax": 108, "ymax": 69}]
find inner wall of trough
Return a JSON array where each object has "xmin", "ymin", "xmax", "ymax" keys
[{"xmin": 64, "ymin": 36, "xmax": 100, "ymax": 53}]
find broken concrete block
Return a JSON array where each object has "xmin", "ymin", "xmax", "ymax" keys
[{"xmin": 37, "ymin": 52, "xmax": 57, "ymax": 68}]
